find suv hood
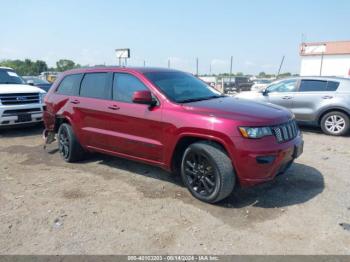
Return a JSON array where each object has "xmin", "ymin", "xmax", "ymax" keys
[
  {"xmin": 0, "ymin": 84, "xmax": 46, "ymax": 94},
  {"xmin": 183, "ymin": 96, "xmax": 292, "ymax": 125}
]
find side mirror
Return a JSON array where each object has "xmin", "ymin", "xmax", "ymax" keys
[
  {"xmin": 132, "ymin": 90, "xmax": 156, "ymax": 106},
  {"xmin": 27, "ymin": 80, "xmax": 34, "ymax": 86},
  {"xmin": 262, "ymin": 88, "xmax": 269, "ymax": 96}
]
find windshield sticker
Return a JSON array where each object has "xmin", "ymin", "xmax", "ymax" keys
[{"xmin": 7, "ymin": 71, "xmax": 19, "ymax": 77}]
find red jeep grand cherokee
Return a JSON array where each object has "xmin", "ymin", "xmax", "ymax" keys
[{"xmin": 43, "ymin": 67, "xmax": 303, "ymax": 203}]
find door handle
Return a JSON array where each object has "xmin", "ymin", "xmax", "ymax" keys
[
  {"xmin": 108, "ymin": 105, "xmax": 120, "ymax": 110},
  {"xmin": 70, "ymin": 99, "xmax": 80, "ymax": 104},
  {"xmin": 322, "ymin": 95, "xmax": 333, "ymax": 99},
  {"xmin": 282, "ymin": 96, "xmax": 292, "ymax": 100}
]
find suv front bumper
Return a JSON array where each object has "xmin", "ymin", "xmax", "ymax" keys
[
  {"xmin": 0, "ymin": 104, "xmax": 44, "ymax": 126},
  {"xmin": 231, "ymin": 134, "xmax": 304, "ymax": 187}
]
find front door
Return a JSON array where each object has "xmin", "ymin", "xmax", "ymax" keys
[
  {"xmin": 265, "ymin": 79, "xmax": 298, "ymax": 109},
  {"xmin": 104, "ymin": 72, "xmax": 164, "ymax": 163}
]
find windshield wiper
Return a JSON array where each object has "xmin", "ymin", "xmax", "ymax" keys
[{"xmin": 177, "ymin": 95, "xmax": 226, "ymax": 103}]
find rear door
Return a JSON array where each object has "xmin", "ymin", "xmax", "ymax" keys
[
  {"xmin": 50, "ymin": 73, "xmax": 83, "ymax": 135},
  {"xmin": 76, "ymin": 72, "xmax": 113, "ymax": 149},
  {"xmin": 292, "ymin": 79, "xmax": 339, "ymax": 121},
  {"xmin": 265, "ymin": 79, "xmax": 298, "ymax": 109},
  {"xmin": 105, "ymin": 72, "xmax": 164, "ymax": 163}
]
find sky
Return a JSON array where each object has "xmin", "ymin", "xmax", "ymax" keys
[{"xmin": 1, "ymin": 0, "xmax": 349, "ymax": 75}]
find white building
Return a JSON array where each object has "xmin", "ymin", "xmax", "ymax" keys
[{"xmin": 300, "ymin": 41, "xmax": 350, "ymax": 78}]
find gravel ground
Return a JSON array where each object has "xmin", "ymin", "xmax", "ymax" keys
[{"xmin": 0, "ymin": 125, "xmax": 349, "ymax": 254}]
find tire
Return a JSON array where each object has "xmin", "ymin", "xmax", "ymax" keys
[
  {"xmin": 320, "ymin": 111, "xmax": 350, "ymax": 136},
  {"xmin": 181, "ymin": 141, "xmax": 235, "ymax": 203},
  {"xmin": 57, "ymin": 123, "xmax": 85, "ymax": 162}
]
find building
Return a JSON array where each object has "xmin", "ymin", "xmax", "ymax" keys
[{"xmin": 300, "ymin": 40, "xmax": 350, "ymax": 78}]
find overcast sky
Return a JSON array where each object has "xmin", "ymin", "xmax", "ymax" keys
[{"xmin": 1, "ymin": 0, "xmax": 349, "ymax": 74}]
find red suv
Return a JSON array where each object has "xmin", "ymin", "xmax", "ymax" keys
[{"xmin": 43, "ymin": 67, "xmax": 303, "ymax": 203}]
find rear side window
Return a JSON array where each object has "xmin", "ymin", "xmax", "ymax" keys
[
  {"xmin": 299, "ymin": 80, "xmax": 328, "ymax": 92},
  {"xmin": 56, "ymin": 74, "xmax": 82, "ymax": 95},
  {"xmin": 80, "ymin": 73, "xmax": 110, "ymax": 99},
  {"xmin": 326, "ymin": 81, "xmax": 340, "ymax": 91},
  {"xmin": 113, "ymin": 73, "xmax": 148, "ymax": 103}
]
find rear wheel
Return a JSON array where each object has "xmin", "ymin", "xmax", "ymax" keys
[
  {"xmin": 58, "ymin": 123, "xmax": 85, "ymax": 162},
  {"xmin": 181, "ymin": 142, "xmax": 235, "ymax": 203},
  {"xmin": 321, "ymin": 111, "xmax": 350, "ymax": 136}
]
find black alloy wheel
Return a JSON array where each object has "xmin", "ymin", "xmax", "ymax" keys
[
  {"xmin": 181, "ymin": 142, "xmax": 235, "ymax": 203},
  {"xmin": 183, "ymin": 151, "xmax": 217, "ymax": 197},
  {"xmin": 58, "ymin": 126, "xmax": 70, "ymax": 160}
]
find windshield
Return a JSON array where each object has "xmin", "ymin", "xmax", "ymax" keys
[
  {"xmin": 0, "ymin": 69, "xmax": 25, "ymax": 84},
  {"xmin": 255, "ymin": 79, "xmax": 271, "ymax": 84},
  {"xmin": 144, "ymin": 71, "xmax": 223, "ymax": 103},
  {"xmin": 23, "ymin": 76, "xmax": 50, "ymax": 84}
]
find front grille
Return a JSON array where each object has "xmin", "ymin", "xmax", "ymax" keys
[
  {"xmin": 3, "ymin": 108, "xmax": 41, "ymax": 116},
  {"xmin": 0, "ymin": 93, "xmax": 40, "ymax": 105},
  {"xmin": 272, "ymin": 120, "xmax": 299, "ymax": 143}
]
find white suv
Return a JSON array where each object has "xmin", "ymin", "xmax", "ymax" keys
[{"xmin": 0, "ymin": 67, "xmax": 46, "ymax": 127}]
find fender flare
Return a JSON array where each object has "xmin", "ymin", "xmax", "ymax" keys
[
  {"xmin": 167, "ymin": 131, "xmax": 237, "ymax": 173},
  {"xmin": 316, "ymin": 106, "xmax": 350, "ymax": 123}
]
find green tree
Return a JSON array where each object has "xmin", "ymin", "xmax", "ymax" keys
[
  {"xmin": 0, "ymin": 59, "xmax": 48, "ymax": 76},
  {"xmin": 278, "ymin": 72, "xmax": 292, "ymax": 78},
  {"xmin": 56, "ymin": 59, "xmax": 77, "ymax": 72},
  {"xmin": 258, "ymin": 72, "xmax": 266, "ymax": 78},
  {"xmin": 35, "ymin": 60, "xmax": 48, "ymax": 74}
]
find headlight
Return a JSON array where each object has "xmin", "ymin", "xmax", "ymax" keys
[
  {"xmin": 40, "ymin": 93, "xmax": 46, "ymax": 103},
  {"xmin": 239, "ymin": 126, "xmax": 273, "ymax": 139}
]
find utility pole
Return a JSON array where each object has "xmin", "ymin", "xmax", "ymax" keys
[
  {"xmin": 168, "ymin": 59, "xmax": 171, "ymax": 68},
  {"xmin": 143, "ymin": 60, "xmax": 146, "ymax": 67},
  {"xmin": 209, "ymin": 61, "xmax": 212, "ymax": 75},
  {"xmin": 229, "ymin": 56, "xmax": 233, "ymax": 84},
  {"xmin": 276, "ymin": 55, "xmax": 285, "ymax": 78},
  {"xmin": 196, "ymin": 57, "xmax": 199, "ymax": 76},
  {"xmin": 320, "ymin": 52, "xmax": 324, "ymax": 76},
  {"xmin": 301, "ymin": 33, "xmax": 306, "ymax": 43}
]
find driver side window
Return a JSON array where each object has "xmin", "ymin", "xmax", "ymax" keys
[
  {"xmin": 113, "ymin": 73, "xmax": 148, "ymax": 103},
  {"xmin": 267, "ymin": 79, "xmax": 297, "ymax": 93}
]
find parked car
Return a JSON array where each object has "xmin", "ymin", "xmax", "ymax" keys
[
  {"xmin": 23, "ymin": 76, "xmax": 52, "ymax": 92},
  {"xmin": 236, "ymin": 76, "xmax": 350, "ymax": 136},
  {"xmin": 39, "ymin": 71, "xmax": 59, "ymax": 83},
  {"xmin": 43, "ymin": 67, "xmax": 303, "ymax": 203},
  {"xmin": 251, "ymin": 79, "xmax": 273, "ymax": 92},
  {"xmin": 223, "ymin": 77, "xmax": 254, "ymax": 93},
  {"xmin": 0, "ymin": 67, "xmax": 46, "ymax": 127}
]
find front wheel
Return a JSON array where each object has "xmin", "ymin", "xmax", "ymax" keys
[
  {"xmin": 181, "ymin": 142, "xmax": 235, "ymax": 203},
  {"xmin": 320, "ymin": 111, "xmax": 350, "ymax": 136}
]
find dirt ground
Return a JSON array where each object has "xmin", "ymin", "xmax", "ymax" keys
[{"xmin": 0, "ymin": 124, "xmax": 349, "ymax": 254}]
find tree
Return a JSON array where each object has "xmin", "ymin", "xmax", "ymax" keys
[
  {"xmin": 258, "ymin": 72, "xmax": 267, "ymax": 78},
  {"xmin": 278, "ymin": 72, "xmax": 292, "ymax": 78},
  {"xmin": 0, "ymin": 59, "xmax": 48, "ymax": 76},
  {"xmin": 56, "ymin": 59, "xmax": 77, "ymax": 72},
  {"xmin": 35, "ymin": 60, "xmax": 48, "ymax": 74}
]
